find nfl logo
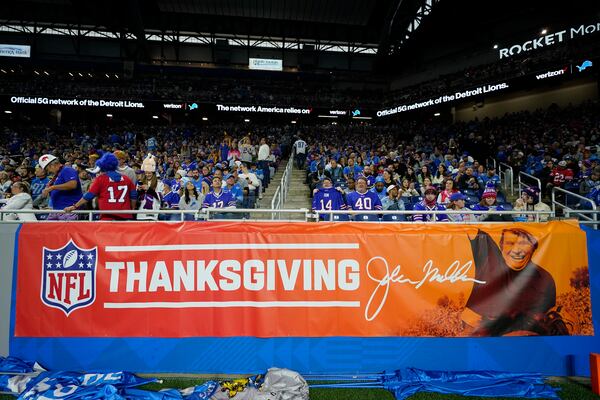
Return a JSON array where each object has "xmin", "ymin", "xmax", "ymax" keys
[{"xmin": 41, "ymin": 240, "xmax": 97, "ymax": 316}]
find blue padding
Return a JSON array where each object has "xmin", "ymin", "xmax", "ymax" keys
[{"xmin": 9, "ymin": 226, "xmax": 600, "ymax": 375}]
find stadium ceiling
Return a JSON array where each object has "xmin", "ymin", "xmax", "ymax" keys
[{"xmin": 0, "ymin": 0, "xmax": 433, "ymax": 57}]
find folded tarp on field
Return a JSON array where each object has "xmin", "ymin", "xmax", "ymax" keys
[{"xmin": 382, "ymin": 368, "xmax": 560, "ymax": 399}]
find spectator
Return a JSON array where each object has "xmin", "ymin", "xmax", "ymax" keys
[
  {"xmin": 472, "ymin": 183, "xmax": 512, "ymax": 222},
  {"xmin": 580, "ymin": 167, "xmax": 600, "ymax": 198},
  {"xmin": 514, "ymin": 186, "xmax": 552, "ymax": 222},
  {"xmin": 160, "ymin": 182, "xmax": 181, "ymax": 220},
  {"xmin": 548, "ymin": 160, "xmax": 574, "ymax": 191},
  {"xmin": 420, "ymin": 177, "xmax": 433, "ymax": 196},
  {"xmin": 257, "ymin": 137, "xmax": 271, "ymax": 187},
  {"xmin": 0, "ymin": 181, "xmax": 36, "ymax": 221},
  {"xmin": 437, "ymin": 178, "xmax": 459, "ymax": 205},
  {"xmin": 178, "ymin": 180, "xmax": 203, "ymax": 220},
  {"xmin": 447, "ymin": 192, "xmax": 476, "ymax": 222},
  {"xmin": 346, "ymin": 176, "xmax": 382, "ymax": 213},
  {"xmin": 382, "ymin": 184, "xmax": 406, "ymax": 212},
  {"xmin": 479, "ymin": 166, "xmax": 501, "ymax": 189},
  {"xmin": 325, "ymin": 159, "xmax": 344, "ymax": 182},
  {"xmin": 223, "ymin": 174, "xmax": 244, "ymax": 207},
  {"xmin": 293, "ymin": 136, "xmax": 307, "ymax": 169},
  {"xmin": 30, "ymin": 166, "xmax": 49, "ymax": 200},
  {"xmin": 137, "ymin": 155, "xmax": 163, "ymax": 220},
  {"xmin": 39, "ymin": 154, "xmax": 82, "ymax": 221},
  {"xmin": 457, "ymin": 166, "xmax": 481, "ymax": 192},
  {"xmin": 114, "ymin": 150, "xmax": 137, "ymax": 185},
  {"xmin": 370, "ymin": 176, "xmax": 387, "ymax": 201},
  {"xmin": 413, "ymin": 186, "xmax": 449, "ymax": 222},
  {"xmin": 64, "ymin": 153, "xmax": 137, "ymax": 221},
  {"xmin": 202, "ymin": 176, "xmax": 237, "ymax": 219},
  {"xmin": 312, "ymin": 176, "xmax": 346, "ymax": 220},
  {"xmin": 398, "ymin": 178, "xmax": 419, "ymax": 198},
  {"xmin": 0, "ymin": 171, "xmax": 11, "ymax": 197}
]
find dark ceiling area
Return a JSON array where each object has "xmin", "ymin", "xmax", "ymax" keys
[
  {"xmin": 0, "ymin": 0, "xmax": 399, "ymax": 44},
  {"xmin": 0, "ymin": 0, "xmax": 599, "ymax": 72}
]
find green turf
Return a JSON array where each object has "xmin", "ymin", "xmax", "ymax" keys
[{"xmin": 2, "ymin": 377, "xmax": 599, "ymax": 399}]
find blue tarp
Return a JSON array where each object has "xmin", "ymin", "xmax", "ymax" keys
[{"xmin": 382, "ymin": 369, "xmax": 560, "ymax": 399}]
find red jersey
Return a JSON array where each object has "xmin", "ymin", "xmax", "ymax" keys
[
  {"xmin": 88, "ymin": 173, "xmax": 136, "ymax": 220},
  {"xmin": 550, "ymin": 167, "xmax": 574, "ymax": 187}
]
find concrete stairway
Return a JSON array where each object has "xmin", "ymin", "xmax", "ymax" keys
[
  {"xmin": 284, "ymin": 167, "xmax": 311, "ymax": 210},
  {"xmin": 258, "ymin": 164, "xmax": 287, "ymax": 209},
  {"xmin": 254, "ymin": 160, "xmax": 311, "ymax": 220}
]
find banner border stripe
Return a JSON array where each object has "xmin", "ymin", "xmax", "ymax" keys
[
  {"xmin": 104, "ymin": 301, "xmax": 361, "ymax": 308},
  {"xmin": 105, "ymin": 243, "xmax": 360, "ymax": 252}
]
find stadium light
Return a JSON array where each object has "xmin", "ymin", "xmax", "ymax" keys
[
  {"xmin": 78, "ymin": 72, "xmax": 83, "ymax": 77},
  {"xmin": 493, "ymin": 44, "xmax": 498, "ymax": 49},
  {"xmin": 541, "ymin": 29, "xmax": 547, "ymax": 35},
  {"xmin": 34, "ymin": 70, "xmax": 40, "ymax": 75},
  {"xmin": 0, "ymin": 69, "xmax": 5, "ymax": 74},
  {"xmin": 244, "ymin": 119, "xmax": 250, "ymax": 122},
  {"xmin": 68, "ymin": 72, "xmax": 73, "ymax": 77},
  {"xmin": 202, "ymin": 117, "xmax": 208, "ymax": 121},
  {"xmin": 4, "ymin": 110, "xmax": 12, "ymax": 114},
  {"xmin": 43, "ymin": 71, "xmax": 49, "ymax": 76},
  {"xmin": 105, "ymin": 73, "xmax": 110, "ymax": 78},
  {"xmin": 291, "ymin": 120, "xmax": 297, "ymax": 124},
  {"xmin": 434, "ymin": 112, "xmax": 441, "ymax": 116},
  {"xmin": 152, "ymin": 115, "xmax": 159, "ymax": 119},
  {"xmin": 106, "ymin": 113, "xmax": 113, "ymax": 118}
]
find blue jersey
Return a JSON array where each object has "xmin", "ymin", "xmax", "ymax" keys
[
  {"xmin": 31, "ymin": 177, "xmax": 49, "ymax": 199},
  {"xmin": 202, "ymin": 190, "xmax": 236, "ymax": 209},
  {"xmin": 189, "ymin": 177, "xmax": 203, "ymax": 192},
  {"xmin": 412, "ymin": 202, "xmax": 449, "ymax": 222},
  {"xmin": 345, "ymin": 191, "xmax": 382, "ymax": 211},
  {"xmin": 223, "ymin": 184, "xmax": 244, "ymax": 204},
  {"xmin": 370, "ymin": 187, "xmax": 387, "ymax": 201},
  {"xmin": 49, "ymin": 166, "xmax": 82, "ymax": 210},
  {"xmin": 343, "ymin": 165, "xmax": 363, "ymax": 178},
  {"xmin": 313, "ymin": 188, "xmax": 346, "ymax": 219},
  {"xmin": 162, "ymin": 191, "xmax": 180, "ymax": 209}
]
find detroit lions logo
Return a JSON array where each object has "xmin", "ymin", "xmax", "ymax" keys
[{"xmin": 41, "ymin": 240, "xmax": 97, "ymax": 316}]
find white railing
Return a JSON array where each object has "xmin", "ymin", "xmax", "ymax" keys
[
  {"xmin": 518, "ymin": 171, "xmax": 542, "ymax": 203},
  {"xmin": 551, "ymin": 187, "xmax": 597, "ymax": 227},
  {"xmin": 0, "ymin": 208, "xmax": 555, "ymax": 223},
  {"xmin": 498, "ymin": 162, "xmax": 514, "ymax": 196},
  {"xmin": 316, "ymin": 209, "xmax": 554, "ymax": 223},
  {"xmin": 270, "ymin": 156, "xmax": 294, "ymax": 219}
]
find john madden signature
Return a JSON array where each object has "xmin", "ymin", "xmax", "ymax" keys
[{"xmin": 364, "ymin": 257, "xmax": 486, "ymax": 321}]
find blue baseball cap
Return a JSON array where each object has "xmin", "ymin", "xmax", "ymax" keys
[
  {"xmin": 450, "ymin": 192, "xmax": 466, "ymax": 202},
  {"xmin": 375, "ymin": 176, "xmax": 385, "ymax": 183}
]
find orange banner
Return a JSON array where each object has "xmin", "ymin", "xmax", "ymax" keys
[{"xmin": 14, "ymin": 221, "xmax": 592, "ymax": 337}]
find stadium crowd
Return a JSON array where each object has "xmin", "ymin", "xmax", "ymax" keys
[
  {"xmin": 305, "ymin": 101, "xmax": 600, "ymax": 221},
  {"xmin": 0, "ymin": 122, "xmax": 290, "ymax": 220},
  {"xmin": 0, "ymin": 101, "xmax": 598, "ymax": 222}
]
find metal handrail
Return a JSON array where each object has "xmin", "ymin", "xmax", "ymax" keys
[
  {"xmin": 551, "ymin": 187, "xmax": 597, "ymax": 226},
  {"xmin": 518, "ymin": 171, "xmax": 542, "ymax": 202},
  {"xmin": 317, "ymin": 209, "xmax": 553, "ymax": 223},
  {"xmin": 0, "ymin": 208, "xmax": 555, "ymax": 223},
  {"xmin": 498, "ymin": 162, "xmax": 514, "ymax": 196},
  {"xmin": 269, "ymin": 156, "xmax": 294, "ymax": 219}
]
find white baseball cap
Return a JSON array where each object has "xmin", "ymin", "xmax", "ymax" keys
[{"xmin": 38, "ymin": 154, "xmax": 57, "ymax": 170}]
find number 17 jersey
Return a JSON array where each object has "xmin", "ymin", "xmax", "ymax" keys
[{"xmin": 88, "ymin": 174, "xmax": 136, "ymax": 220}]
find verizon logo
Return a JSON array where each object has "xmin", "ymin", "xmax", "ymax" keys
[{"xmin": 536, "ymin": 67, "xmax": 568, "ymax": 80}]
